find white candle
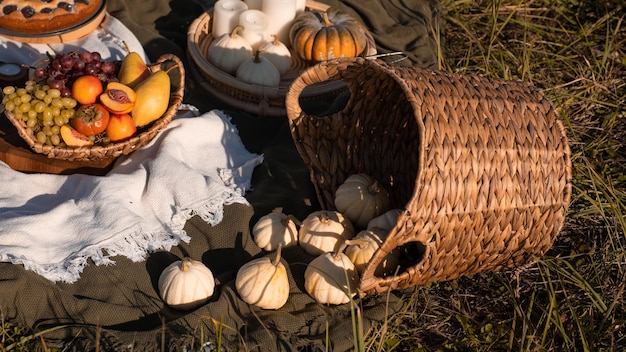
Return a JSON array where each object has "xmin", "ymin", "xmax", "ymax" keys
[
  {"xmin": 262, "ymin": 0, "xmax": 297, "ymax": 45},
  {"xmin": 243, "ymin": 0, "xmax": 263, "ymax": 10},
  {"xmin": 295, "ymin": 0, "xmax": 306, "ymax": 13},
  {"xmin": 238, "ymin": 9, "xmax": 270, "ymax": 51},
  {"xmin": 212, "ymin": 0, "xmax": 249, "ymax": 38}
]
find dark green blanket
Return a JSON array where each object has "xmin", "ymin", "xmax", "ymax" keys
[{"xmin": 0, "ymin": 0, "xmax": 441, "ymax": 350}]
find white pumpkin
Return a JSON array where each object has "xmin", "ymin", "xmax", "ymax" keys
[
  {"xmin": 252, "ymin": 212, "xmax": 300, "ymax": 251},
  {"xmin": 235, "ymin": 244, "xmax": 290, "ymax": 309},
  {"xmin": 158, "ymin": 258, "xmax": 215, "ymax": 311},
  {"xmin": 236, "ymin": 49, "xmax": 281, "ymax": 87},
  {"xmin": 259, "ymin": 34, "xmax": 293, "ymax": 75},
  {"xmin": 345, "ymin": 227, "xmax": 401, "ymax": 277},
  {"xmin": 298, "ymin": 210, "xmax": 355, "ymax": 256},
  {"xmin": 334, "ymin": 173, "xmax": 390, "ymax": 229},
  {"xmin": 367, "ymin": 209, "xmax": 402, "ymax": 231},
  {"xmin": 304, "ymin": 241, "xmax": 359, "ymax": 305},
  {"xmin": 207, "ymin": 25, "xmax": 253, "ymax": 75}
]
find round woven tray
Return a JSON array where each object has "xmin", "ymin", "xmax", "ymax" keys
[
  {"xmin": 187, "ymin": 4, "xmax": 377, "ymax": 116},
  {"xmin": 287, "ymin": 57, "xmax": 572, "ymax": 296},
  {"xmin": 4, "ymin": 54, "xmax": 184, "ymax": 162}
]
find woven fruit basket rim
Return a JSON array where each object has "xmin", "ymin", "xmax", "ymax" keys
[
  {"xmin": 3, "ymin": 54, "xmax": 185, "ymax": 162},
  {"xmin": 186, "ymin": 0, "xmax": 377, "ymax": 116}
]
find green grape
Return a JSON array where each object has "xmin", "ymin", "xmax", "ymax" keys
[
  {"xmin": 51, "ymin": 98, "xmax": 64, "ymax": 109},
  {"xmin": 16, "ymin": 88, "xmax": 27, "ymax": 96},
  {"xmin": 34, "ymin": 101, "xmax": 46, "ymax": 113},
  {"xmin": 42, "ymin": 126, "xmax": 52, "ymax": 136},
  {"xmin": 42, "ymin": 107, "xmax": 53, "ymax": 120},
  {"xmin": 4, "ymin": 101, "xmax": 15, "ymax": 112},
  {"xmin": 26, "ymin": 118, "xmax": 38, "ymax": 128},
  {"xmin": 47, "ymin": 88, "xmax": 61, "ymax": 98},
  {"xmin": 42, "ymin": 118, "xmax": 54, "ymax": 127},
  {"xmin": 13, "ymin": 110, "xmax": 23, "ymax": 120},
  {"xmin": 19, "ymin": 102, "xmax": 31, "ymax": 113},
  {"xmin": 54, "ymin": 115, "xmax": 65, "ymax": 126},
  {"xmin": 20, "ymin": 94, "xmax": 32, "ymax": 103},
  {"xmin": 51, "ymin": 107, "xmax": 61, "ymax": 117},
  {"xmin": 43, "ymin": 95, "xmax": 53, "ymax": 104},
  {"xmin": 13, "ymin": 96, "xmax": 22, "ymax": 106},
  {"xmin": 34, "ymin": 89, "xmax": 46, "ymax": 100},
  {"xmin": 61, "ymin": 97, "xmax": 77, "ymax": 109},
  {"xmin": 27, "ymin": 110, "xmax": 37, "ymax": 119},
  {"xmin": 36, "ymin": 131, "xmax": 47, "ymax": 144},
  {"xmin": 2, "ymin": 86, "xmax": 15, "ymax": 95},
  {"xmin": 50, "ymin": 134, "xmax": 61, "ymax": 146},
  {"xmin": 50, "ymin": 125, "xmax": 60, "ymax": 135}
]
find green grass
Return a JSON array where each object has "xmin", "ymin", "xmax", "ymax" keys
[{"xmin": 2, "ymin": 0, "xmax": 625, "ymax": 351}]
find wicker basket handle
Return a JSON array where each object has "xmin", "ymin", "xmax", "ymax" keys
[
  {"xmin": 286, "ymin": 58, "xmax": 365, "ymax": 122},
  {"xmin": 151, "ymin": 54, "xmax": 186, "ymax": 103}
]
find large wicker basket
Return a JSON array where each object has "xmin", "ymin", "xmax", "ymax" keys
[
  {"xmin": 286, "ymin": 57, "xmax": 572, "ymax": 297},
  {"xmin": 4, "ymin": 54, "xmax": 184, "ymax": 162},
  {"xmin": 186, "ymin": 1, "xmax": 376, "ymax": 117}
]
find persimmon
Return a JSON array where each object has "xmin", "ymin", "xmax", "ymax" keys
[{"xmin": 71, "ymin": 103, "xmax": 110, "ymax": 136}]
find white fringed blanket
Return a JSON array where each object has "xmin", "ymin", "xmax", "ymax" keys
[{"xmin": 0, "ymin": 109, "xmax": 263, "ymax": 283}]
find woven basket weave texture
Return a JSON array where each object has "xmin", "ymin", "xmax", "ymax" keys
[{"xmin": 286, "ymin": 57, "xmax": 572, "ymax": 296}]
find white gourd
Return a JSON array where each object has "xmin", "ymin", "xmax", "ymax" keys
[
  {"xmin": 252, "ymin": 212, "xmax": 300, "ymax": 251},
  {"xmin": 334, "ymin": 173, "xmax": 390, "ymax": 229},
  {"xmin": 367, "ymin": 209, "xmax": 402, "ymax": 231},
  {"xmin": 259, "ymin": 34, "xmax": 293, "ymax": 75},
  {"xmin": 345, "ymin": 227, "xmax": 401, "ymax": 277},
  {"xmin": 236, "ymin": 49, "xmax": 281, "ymax": 87},
  {"xmin": 304, "ymin": 240, "xmax": 359, "ymax": 305},
  {"xmin": 235, "ymin": 244, "xmax": 290, "ymax": 310},
  {"xmin": 158, "ymin": 258, "xmax": 215, "ymax": 311},
  {"xmin": 207, "ymin": 25, "xmax": 253, "ymax": 75},
  {"xmin": 298, "ymin": 210, "xmax": 355, "ymax": 256}
]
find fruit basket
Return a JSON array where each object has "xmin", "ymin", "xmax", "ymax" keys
[
  {"xmin": 187, "ymin": 0, "xmax": 377, "ymax": 117},
  {"xmin": 286, "ymin": 57, "xmax": 572, "ymax": 297},
  {"xmin": 3, "ymin": 54, "xmax": 184, "ymax": 162}
]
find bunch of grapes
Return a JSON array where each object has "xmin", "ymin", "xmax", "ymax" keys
[
  {"xmin": 33, "ymin": 50, "xmax": 118, "ymax": 98},
  {"xmin": 2, "ymin": 82, "xmax": 78, "ymax": 146}
]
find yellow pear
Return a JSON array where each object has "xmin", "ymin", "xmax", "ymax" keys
[
  {"xmin": 131, "ymin": 70, "xmax": 171, "ymax": 127},
  {"xmin": 118, "ymin": 52, "xmax": 151, "ymax": 88}
]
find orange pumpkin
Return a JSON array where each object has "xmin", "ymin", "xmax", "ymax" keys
[{"xmin": 289, "ymin": 8, "xmax": 368, "ymax": 62}]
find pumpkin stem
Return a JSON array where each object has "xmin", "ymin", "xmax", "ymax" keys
[
  {"xmin": 180, "ymin": 258, "xmax": 193, "ymax": 272},
  {"xmin": 272, "ymin": 242, "xmax": 283, "ymax": 266},
  {"xmin": 334, "ymin": 239, "xmax": 366, "ymax": 259},
  {"xmin": 321, "ymin": 10, "xmax": 333, "ymax": 27},
  {"xmin": 271, "ymin": 34, "xmax": 281, "ymax": 46},
  {"xmin": 230, "ymin": 25, "xmax": 245, "ymax": 38},
  {"xmin": 253, "ymin": 49, "xmax": 263, "ymax": 63},
  {"xmin": 368, "ymin": 179, "xmax": 383, "ymax": 195}
]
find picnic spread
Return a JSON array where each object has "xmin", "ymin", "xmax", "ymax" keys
[{"xmin": 0, "ymin": 0, "xmax": 572, "ymax": 351}]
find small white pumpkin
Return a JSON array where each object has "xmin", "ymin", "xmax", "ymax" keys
[
  {"xmin": 345, "ymin": 227, "xmax": 401, "ymax": 277},
  {"xmin": 207, "ymin": 25, "xmax": 254, "ymax": 75},
  {"xmin": 259, "ymin": 34, "xmax": 293, "ymax": 75},
  {"xmin": 367, "ymin": 209, "xmax": 402, "ymax": 231},
  {"xmin": 298, "ymin": 210, "xmax": 355, "ymax": 256},
  {"xmin": 158, "ymin": 258, "xmax": 215, "ymax": 311},
  {"xmin": 236, "ymin": 49, "xmax": 281, "ymax": 87},
  {"xmin": 334, "ymin": 173, "xmax": 391, "ymax": 229},
  {"xmin": 235, "ymin": 243, "xmax": 290, "ymax": 310},
  {"xmin": 304, "ymin": 240, "xmax": 359, "ymax": 305},
  {"xmin": 252, "ymin": 212, "xmax": 300, "ymax": 251}
]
